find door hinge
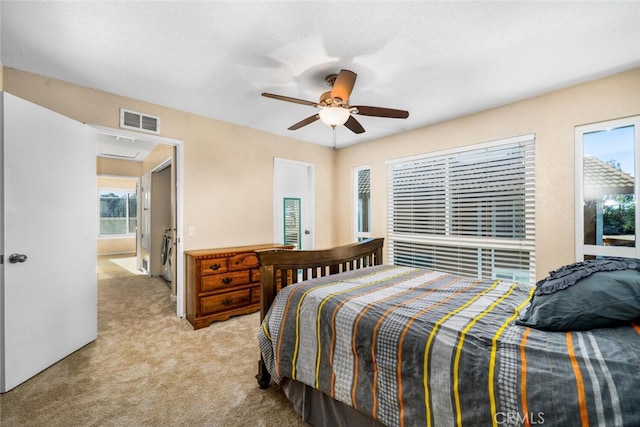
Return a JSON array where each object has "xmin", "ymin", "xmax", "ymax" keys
[{"xmin": 1, "ymin": 255, "xmax": 3, "ymax": 264}]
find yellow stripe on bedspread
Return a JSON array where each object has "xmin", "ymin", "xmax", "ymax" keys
[
  {"xmin": 423, "ymin": 279, "xmax": 502, "ymax": 427},
  {"xmin": 259, "ymin": 265, "xmax": 640, "ymax": 427},
  {"xmin": 454, "ymin": 281, "xmax": 520, "ymax": 427},
  {"xmin": 314, "ymin": 269, "xmax": 413, "ymax": 390},
  {"xmin": 394, "ymin": 275, "xmax": 471, "ymax": 427}
]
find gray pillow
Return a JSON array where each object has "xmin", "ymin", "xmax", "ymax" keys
[{"xmin": 516, "ymin": 269, "xmax": 640, "ymax": 331}]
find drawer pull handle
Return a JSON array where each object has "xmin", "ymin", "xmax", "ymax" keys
[
  {"xmin": 222, "ymin": 298, "xmax": 233, "ymax": 305},
  {"xmin": 222, "ymin": 278, "xmax": 233, "ymax": 284},
  {"xmin": 210, "ymin": 264, "xmax": 221, "ymax": 271}
]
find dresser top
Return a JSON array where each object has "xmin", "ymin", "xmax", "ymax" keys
[{"xmin": 185, "ymin": 243, "xmax": 292, "ymax": 258}]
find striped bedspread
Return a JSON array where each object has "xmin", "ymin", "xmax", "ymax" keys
[{"xmin": 258, "ymin": 265, "xmax": 640, "ymax": 427}]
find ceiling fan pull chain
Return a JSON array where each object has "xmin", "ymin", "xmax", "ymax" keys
[{"xmin": 332, "ymin": 126, "xmax": 337, "ymax": 150}]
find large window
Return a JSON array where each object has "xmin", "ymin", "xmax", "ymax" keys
[
  {"xmin": 575, "ymin": 116, "xmax": 640, "ymax": 260},
  {"xmin": 387, "ymin": 134, "xmax": 536, "ymax": 284},
  {"xmin": 354, "ymin": 166, "xmax": 371, "ymax": 241},
  {"xmin": 99, "ymin": 189, "xmax": 137, "ymax": 236}
]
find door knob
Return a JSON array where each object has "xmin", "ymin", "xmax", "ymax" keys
[{"xmin": 9, "ymin": 253, "xmax": 28, "ymax": 264}]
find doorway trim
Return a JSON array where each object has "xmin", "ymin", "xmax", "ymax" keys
[
  {"xmin": 273, "ymin": 158, "xmax": 315, "ymax": 250},
  {"xmin": 150, "ymin": 157, "xmax": 174, "ymax": 289},
  {"xmin": 90, "ymin": 124, "xmax": 186, "ymax": 318}
]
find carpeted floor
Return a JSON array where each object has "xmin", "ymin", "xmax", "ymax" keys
[{"xmin": 0, "ymin": 255, "xmax": 306, "ymax": 426}]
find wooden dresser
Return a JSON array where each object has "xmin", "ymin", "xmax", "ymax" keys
[{"xmin": 185, "ymin": 244, "xmax": 292, "ymax": 329}]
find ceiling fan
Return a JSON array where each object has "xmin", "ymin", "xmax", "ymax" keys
[{"xmin": 261, "ymin": 69, "xmax": 409, "ymax": 134}]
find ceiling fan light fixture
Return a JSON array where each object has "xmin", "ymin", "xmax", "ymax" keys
[
  {"xmin": 319, "ymin": 107, "xmax": 350, "ymax": 127},
  {"xmin": 262, "ymin": 69, "xmax": 409, "ymax": 135}
]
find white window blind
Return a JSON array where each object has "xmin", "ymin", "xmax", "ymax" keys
[{"xmin": 387, "ymin": 134, "xmax": 536, "ymax": 284}]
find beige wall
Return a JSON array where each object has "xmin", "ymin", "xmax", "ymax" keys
[
  {"xmin": 97, "ymin": 157, "xmax": 142, "ymax": 177},
  {"xmin": 97, "ymin": 238, "xmax": 135, "ymax": 255},
  {"xmin": 336, "ymin": 68, "xmax": 640, "ymax": 280},
  {"xmin": 5, "ymin": 66, "xmax": 639, "ymax": 280},
  {"xmin": 3, "ymin": 68, "xmax": 337, "ymax": 253},
  {"xmin": 142, "ymin": 143, "xmax": 174, "ymax": 175}
]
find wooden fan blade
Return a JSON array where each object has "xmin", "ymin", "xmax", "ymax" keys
[
  {"xmin": 344, "ymin": 115, "xmax": 365, "ymax": 134},
  {"xmin": 288, "ymin": 114, "xmax": 319, "ymax": 130},
  {"xmin": 353, "ymin": 105, "xmax": 409, "ymax": 119},
  {"xmin": 331, "ymin": 70, "xmax": 357, "ymax": 102},
  {"xmin": 262, "ymin": 93, "xmax": 318, "ymax": 107}
]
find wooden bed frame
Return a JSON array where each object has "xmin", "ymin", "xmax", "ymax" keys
[{"xmin": 255, "ymin": 237, "xmax": 384, "ymax": 388}]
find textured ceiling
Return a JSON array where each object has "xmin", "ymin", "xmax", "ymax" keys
[{"xmin": 1, "ymin": 1, "xmax": 639, "ymax": 149}]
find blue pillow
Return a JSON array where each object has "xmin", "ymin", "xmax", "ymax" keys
[{"xmin": 516, "ymin": 269, "xmax": 640, "ymax": 331}]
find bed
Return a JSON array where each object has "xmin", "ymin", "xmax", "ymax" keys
[{"xmin": 256, "ymin": 238, "xmax": 640, "ymax": 426}]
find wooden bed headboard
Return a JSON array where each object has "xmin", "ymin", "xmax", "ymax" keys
[
  {"xmin": 256, "ymin": 237, "xmax": 384, "ymax": 322},
  {"xmin": 255, "ymin": 237, "xmax": 384, "ymax": 388}
]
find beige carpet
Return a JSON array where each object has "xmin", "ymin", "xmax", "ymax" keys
[{"xmin": 0, "ymin": 255, "xmax": 306, "ymax": 426}]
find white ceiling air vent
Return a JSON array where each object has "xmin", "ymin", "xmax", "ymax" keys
[{"xmin": 120, "ymin": 108, "xmax": 160, "ymax": 134}]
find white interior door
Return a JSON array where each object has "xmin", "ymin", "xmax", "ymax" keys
[
  {"xmin": 1, "ymin": 93, "xmax": 98, "ymax": 392},
  {"xmin": 273, "ymin": 158, "xmax": 314, "ymax": 250}
]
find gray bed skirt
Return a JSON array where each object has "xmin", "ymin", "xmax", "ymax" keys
[{"xmin": 282, "ymin": 378, "xmax": 387, "ymax": 427}]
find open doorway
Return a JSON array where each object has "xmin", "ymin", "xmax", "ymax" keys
[
  {"xmin": 97, "ymin": 159, "xmax": 175, "ymax": 288},
  {"xmin": 148, "ymin": 159, "xmax": 176, "ymax": 295},
  {"xmin": 93, "ymin": 125, "xmax": 185, "ymax": 318},
  {"xmin": 273, "ymin": 158, "xmax": 315, "ymax": 250}
]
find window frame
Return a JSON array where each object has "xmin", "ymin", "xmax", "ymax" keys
[
  {"xmin": 97, "ymin": 187, "xmax": 138, "ymax": 238},
  {"xmin": 386, "ymin": 134, "xmax": 536, "ymax": 284},
  {"xmin": 575, "ymin": 115, "xmax": 640, "ymax": 260},
  {"xmin": 354, "ymin": 165, "xmax": 372, "ymax": 242}
]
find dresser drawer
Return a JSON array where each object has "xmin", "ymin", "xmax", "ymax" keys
[
  {"xmin": 228, "ymin": 252, "xmax": 259, "ymax": 271},
  {"xmin": 185, "ymin": 244, "xmax": 293, "ymax": 329},
  {"xmin": 200, "ymin": 289, "xmax": 251, "ymax": 315},
  {"xmin": 200, "ymin": 258, "xmax": 229, "ymax": 275},
  {"xmin": 201, "ymin": 270, "xmax": 251, "ymax": 293}
]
